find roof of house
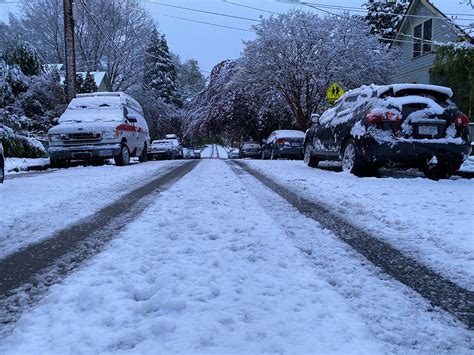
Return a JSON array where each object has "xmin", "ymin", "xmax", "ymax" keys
[{"xmin": 394, "ymin": 0, "xmax": 473, "ymax": 43}]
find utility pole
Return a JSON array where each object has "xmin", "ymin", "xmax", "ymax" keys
[{"xmin": 63, "ymin": 0, "xmax": 76, "ymax": 102}]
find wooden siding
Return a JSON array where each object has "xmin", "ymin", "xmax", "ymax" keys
[{"xmin": 390, "ymin": 0, "xmax": 460, "ymax": 84}]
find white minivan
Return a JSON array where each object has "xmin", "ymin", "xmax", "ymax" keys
[{"xmin": 48, "ymin": 92, "xmax": 150, "ymax": 166}]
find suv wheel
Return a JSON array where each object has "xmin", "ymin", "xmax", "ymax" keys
[
  {"xmin": 139, "ymin": 144, "xmax": 148, "ymax": 163},
  {"xmin": 115, "ymin": 144, "xmax": 130, "ymax": 166},
  {"xmin": 341, "ymin": 139, "xmax": 367, "ymax": 177},
  {"xmin": 423, "ymin": 164, "xmax": 452, "ymax": 180},
  {"xmin": 304, "ymin": 144, "xmax": 319, "ymax": 168},
  {"xmin": 0, "ymin": 163, "xmax": 4, "ymax": 184}
]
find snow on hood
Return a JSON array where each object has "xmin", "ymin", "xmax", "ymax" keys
[{"xmin": 49, "ymin": 121, "xmax": 120, "ymax": 134}]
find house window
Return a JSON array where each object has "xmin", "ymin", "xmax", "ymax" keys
[{"xmin": 413, "ymin": 19, "xmax": 432, "ymax": 58}]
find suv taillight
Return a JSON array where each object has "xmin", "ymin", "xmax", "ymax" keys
[
  {"xmin": 454, "ymin": 113, "xmax": 469, "ymax": 128},
  {"xmin": 276, "ymin": 138, "xmax": 288, "ymax": 145},
  {"xmin": 366, "ymin": 110, "xmax": 401, "ymax": 124}
]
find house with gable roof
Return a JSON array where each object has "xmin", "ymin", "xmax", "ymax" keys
[{"xmin": 390, "ymin": 0, "xmax": 473, "ymax": 84}]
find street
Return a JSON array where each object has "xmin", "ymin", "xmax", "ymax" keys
[{"xmin": 0, "ymin": 155, "xmax": 472, "ymax": 353}]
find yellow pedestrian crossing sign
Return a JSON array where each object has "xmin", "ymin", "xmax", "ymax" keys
[{"xmin": 327, "ymin": 82, "xmax": 345, "ymax": 105}]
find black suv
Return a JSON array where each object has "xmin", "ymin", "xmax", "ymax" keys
[{"xmin": 304, "ymin": 84, "xmax": 471, "ymax": 179}]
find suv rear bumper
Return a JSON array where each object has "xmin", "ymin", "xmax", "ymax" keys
[
  {"xmin": 49, "ymin": 143, "xmax": 121, "ymax": 160},
  {"xmin": 362, "ymin": 139, "xmax": 471, "ymax": 167}
]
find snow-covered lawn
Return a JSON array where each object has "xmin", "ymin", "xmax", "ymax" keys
[
  {"xmin": 1, "ymin": 160, "xmax": 471, "ymax": 353},
  {"xmin": 4, "ymin": 157, "xmax": 50, "ymax": 174},
  {"xmin": 0, "ymin": 160, "xmax": 184, "ymax": 258},
  {"xmin": 243, "ymin": 160, "xmax": 474, "ymax": 291}
]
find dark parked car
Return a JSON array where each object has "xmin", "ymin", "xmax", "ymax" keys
[
  {"xmin": 0, "ymin": 142, "xmax": 4, "ymax": 184},
  {"xmin": 240, "ymin": 141, "xmax": 262, "ymax": 159},
  {"xmin": 148, "ymin": 140, "xmax": 179, "ymax": 160},
  {"xmin": 304, "ymin": 84, "xmax": 471, "ymax": 180},
  {"xmin": 262, "ymin": 130, "xmax": 305, "ymax": 160}
]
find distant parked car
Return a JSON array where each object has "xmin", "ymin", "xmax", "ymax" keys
[
  {"xmin": 240, "ymin": 141, "xmax": 261, "ymax": 159},
  {"xmin": 0, "ymin": 142, "xmax": 4, "ymax": 184},
  {"xmin": 164, "ymin": 134, "xmax": 183, "ymax": 159},
  {"xmin": 304, "ymin": 84, "xmax": 471, "ymax": 180},
  {"xmin": 48, "ymin": 92, "xmax": 150, "ymax": 167},
  {"xmin": 262, "ymin": 130, "xmax": 305, "ymax": 160},
  {"xmin": 148, "ymin": 140, "xmax": 179, "ymax": 160},
  {"xmin": 228, "ymin": 148, "xmax": 240, "ymax": 159},
  {"xmin": 190, "ymin": 149, "xmax": 201, "ymax": 159}
]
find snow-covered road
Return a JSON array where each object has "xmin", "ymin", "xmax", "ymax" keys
[
  {"xmin": 0, "ymin": 160, "xmax": 472, "ymax": 353},
  {"xmin": 244, "ymin": 160, "xmax": 474, "ymax": 291},
  {"xmin": 0, "ymin": 160, "xmax": 185, "ymax": 258}
]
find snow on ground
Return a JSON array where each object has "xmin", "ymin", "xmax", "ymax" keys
[
  {"xmin": 0, "ymin": 160, "xmax": 184, "ymax": 258},
  {"xmin": 244, "ymin": 160, "xmax": 474, "ymax": 291},
  {"xmin": 1, "ymin": 160, "xmax": 471, "ymax": 354},
  {"xmin": 460, "ymin": 156, "xmax": 474, "ymax": 173},
  {"xmin": 4, "ymin": 157, "xmax": 50, "ymax": 174},
  {"xmin": 216, "ymin": 145, "xmax": 228, "ymax": 159},
  {"xmin": 200, "ymin": 144, "xmax": 214, "ymax": 158}
]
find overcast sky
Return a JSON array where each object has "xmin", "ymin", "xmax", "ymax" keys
[{"xmin": 0, "ymin": 0, "xmax": 472, "ymax": 74}]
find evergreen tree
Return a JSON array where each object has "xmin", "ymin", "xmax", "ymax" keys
[
  {"xmin": 2, "ymin": 41, "xmax": 42, "ymax": 76},
  {"xmin": 82, "ymin": 71, "xmax": 97, "ymax": 93},
  {"xmin": 364, "ymin": 0, "xmax": 409, "ymax": 43},
  {"xmin": 75, "ymin": 73, "xmax": 84, "ymax": 93},
  {"xmin": 143, "ymin": 28, "xmax": 181, "ymax": 107},
  {"xmin": 177, "ymin": 59, "xmax": 206, "ymax": 104}
]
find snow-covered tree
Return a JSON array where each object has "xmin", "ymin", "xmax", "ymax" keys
[
  {"xmin": 2, "ymin": 41, "xmax": 42, "ymax": 76},
  {"xmin": 176, "ymin": 59, "xmax": 206, "ymax": 105},
  {"xmin": 363, "ymin": 0, "xmax": 409, "ymax": 42},
  {"xmin": 239, "ymin": 10, "xmax": 397, "ymax": 130},
  {"xmin": 144, "ymin": 28, "xmax": 181, "ymax": 107},
  {"xmin": 11, "ymin": 0, "xmax": 154, "ymax": 90}
]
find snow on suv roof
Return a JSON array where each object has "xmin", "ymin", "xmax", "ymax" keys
[{"xmin": 339, "ymin": 84, "xmax": 453, "ymax": 102}]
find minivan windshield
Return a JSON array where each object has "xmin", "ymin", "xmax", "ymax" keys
[{"xmin": 59, "ymin": 97, "xmax": 124, "ymax": 124}]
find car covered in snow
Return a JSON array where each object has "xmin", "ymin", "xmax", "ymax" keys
[
  {"xmin": 0, "ymin": 141, "xmax": 4, "ymax": 184},
  {"xmin": 48, "ymin": 92, "xmax": 150, "ymax": 167},
  {"xmin": 189, "ymin": 149, "xmax": 202, "ymax": 159},
  {"xmin": 164, "ymin": 134, "xmax": 183, "ymax": 159},
  {"xmin": 304, "ymin": 84, "xmax": 471, "ymax": 179},
  {"xmin": 262, "ymin": 130, "xmax": 305, "ymax": 160},
  {"xmin": 148, "ymin": 140, "xmax": 179, "ymax": 160},
  {"xmin": 240, "ymin": 141, "xmax": 262, "ymax": 159}
]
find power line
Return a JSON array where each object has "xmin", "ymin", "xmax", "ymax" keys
[
  {"xmin": 150, "ymin": 12, "xmax": 255, "ymax": 33},
  {"xmin": 222, "ymin": 0, "xmax": 279, "ymax": 15},
  {"xmin": 145, "ymin": 1, "xmax": 260, "ymax": 22}
]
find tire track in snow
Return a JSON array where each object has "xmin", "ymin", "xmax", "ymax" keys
[
  {"xmin": 231, "ymin": 160, "xmax": 474, "ymax": 330},
  {"xmin": 0, "ymin": 161, "xmax": 199, "ymax": 328}
]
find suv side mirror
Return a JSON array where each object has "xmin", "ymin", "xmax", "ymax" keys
[{"xmin": 311, "ymin": 114, "xmax": 320, "ymax": 124}]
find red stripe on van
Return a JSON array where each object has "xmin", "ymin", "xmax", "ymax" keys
[{"xmin": 116, "ymin": 124, "xmax": 148, "ymax": 134}]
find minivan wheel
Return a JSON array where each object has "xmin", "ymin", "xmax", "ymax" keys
[
  {"xmin": 304, "ymin": 144, "xmax": 319, "ymax": 168},
  {"xmin": 139, "ymin": 144, "xmax": 148, "ymax": 163},
  {"xmin": 115, "ymin": 144, "xmax": 130, "ymax": 166},
  {"xmin": 341, "ymin": 139, "xmax": 367, "ymax": 177}
]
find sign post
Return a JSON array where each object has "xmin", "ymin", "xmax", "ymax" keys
[{"xmin": 327, "ymin": 82, "xmax": 345, "ymax": 106}]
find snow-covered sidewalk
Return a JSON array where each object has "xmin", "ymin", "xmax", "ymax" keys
[
  {"xmin": 0, "ymin": 160, "xmax": 184, "ymax": 258},
  {"xmin": 1, "ymin": 160, "xmax": 471, "ymax": 353},
  {"xmin": 4, "ymin": 157, "xmax": 50, "ymax": 174},
  {"xmin": 243, "ymin": 160, "xmax": 474, "ymax": 291}
]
